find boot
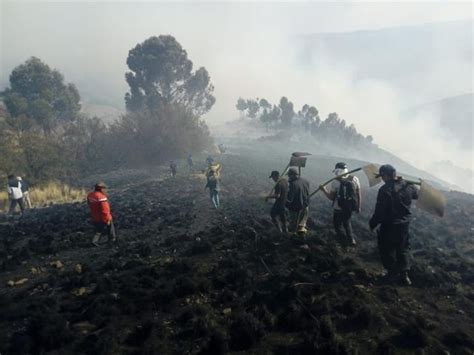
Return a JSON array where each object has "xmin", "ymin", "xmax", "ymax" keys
[
  {"xmin": 400, "ymin": 271, "xmax": 412, "ymax": 286},
  {"xmin": 348, "ymin": 235, "xmax": 357, "ymax": 246},
  {"xmin": 92, "ymin": 233, "xmax": 101, "ymax": 247}
]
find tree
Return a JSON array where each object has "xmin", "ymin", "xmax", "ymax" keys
[
  {"xmin": 125, "ymin": 35, "xmax": 215, "ymax": 116},
  {"xmin": 111, "ymin": 104, "xmax": 211, "ymax": 166},
  {"xmin": 236, "ymin": 97, "xmax": 248, "ymax": 117},
  {"xmin": 2, "ymin": 57, "xmax": 81, "ymax": 134},
  {"xmin": 246, "ymin": 99, "xmax": 260, "ymax": 119},
  {"xmin": 279, "ymin": 97, "xmax": 294, "ymax": 128},
  {"xmin": 298, "ymin": 104, "xmax": 320, "ymax": 131}
]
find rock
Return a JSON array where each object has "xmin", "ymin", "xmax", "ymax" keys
[
  {"xmin": 72, "ymin": 321, "xmax": 97, "ymax": 334},
  {"xmin": 300, "ymin": 244, "xmax": 310, "ymax": 250},
  {"xmin": 50, "ymin": 260, "xmax": 64, "ymax": 269},
  {"xmin": 75, "ymin": 264, "xmax": 82, "ymax": 274},
  {"xmin": 223, "ymin": 308, "xmax": 232, "ymax": 316},
  {"xmin": 72, "ymin": 287, "xmax": 91, "ymax": 296},
  {"xmin": 7, "ymin": 278, "xmax": 29, "ymax": 287}
]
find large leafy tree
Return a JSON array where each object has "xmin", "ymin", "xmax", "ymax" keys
[
  {"xmin": 2, "ymin": 57, "xmax": 81, "ymax": 134},
  {"xmin": 125, "ymin": 35, "xmax": 215, "ymax": 116},
  {"xmin": 279, "ymin": 96, "xmax": 295, "ymax": 128}
]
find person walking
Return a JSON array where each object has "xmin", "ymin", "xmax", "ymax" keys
[
  {"xmin": 18, "ymin": 177, "xmax": 32, "ymax": 209},
  {"xmin": 205, "ymin": 169, "xmax": 220, "ymax": 209},
  {"xmin": 87, "ymin": 182, "xmax": 116, "ymax": 246},
  {"xmin": 266, "ymin": 170, "xmax": 288, "ymax": 233},
  {"xmin": 369, "ymin": 164, "xmax": 419, "ymax": 286},
  {"xmin": 7, "ymin": 175, "xmax": 24, "ymax": 216},
  {"xmin": 286, "ymin": 168, "xmax": 310, "ymax": 235},
  {"xmin": 187, "ymin": 154, "xmax": 194, "ymax": 170},
  {"xmin": 320, "ymin": 162, "xmax": 361, "ymax": 246},
  {"xmin": 170, "ymin": 161, "xmax": 177, "ymax": 177}
]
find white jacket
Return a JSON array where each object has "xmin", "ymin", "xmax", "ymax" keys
[{"xmin": 7, "ymin": 182, "xmax": 23, "ymax": 200}]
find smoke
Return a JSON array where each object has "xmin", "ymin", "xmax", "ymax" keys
[{"xmin": 1, "ymin": 1, "xmax": 472, "ymax": 191}]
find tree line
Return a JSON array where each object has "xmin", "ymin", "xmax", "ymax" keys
[
  {"xmin": 0, "ymin": 35, "xmax": 214, "ymax": 183},
  {"xmin": 236, "ymin": 96, "xmax": 374, "ymax": 148}
]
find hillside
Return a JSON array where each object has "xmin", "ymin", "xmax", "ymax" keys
[{"xmin": 1, "ymin": 148, "xmax": 473, "ymax": 354}]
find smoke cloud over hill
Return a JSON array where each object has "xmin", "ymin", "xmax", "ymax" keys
[{"xmin": 1, "ymin": 1, "xmax": 472, "ymax": 191}]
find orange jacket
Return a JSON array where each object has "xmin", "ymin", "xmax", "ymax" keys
[{"xmin": 87, "ymin": 190, "xmax": 112, "ymax": 223}]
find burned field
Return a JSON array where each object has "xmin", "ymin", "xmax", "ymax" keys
[{"xmin": 0, "ymin": 153, "xmax": 473, "ymax": 354}]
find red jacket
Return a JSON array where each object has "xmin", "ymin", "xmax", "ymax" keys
[{"xmin": 87, "ymin": 190, "xmax": 112, "ymax": 223}]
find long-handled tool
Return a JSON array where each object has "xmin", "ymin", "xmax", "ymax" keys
[
  {"xmin": 309, "ymin": 165, "xmax": 369, "ymax": 198},
  {"xmin": 309, "ymin": 163, "xmax": 446, "ymax": 217},
  {"xmin": 266, "ymin": 152, "xmax": 311, "ymax": 199}
]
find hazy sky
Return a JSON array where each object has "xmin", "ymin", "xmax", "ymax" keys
[{"xmin": 1, "ymin": 1, "xmax": 473, "ymax": 179}]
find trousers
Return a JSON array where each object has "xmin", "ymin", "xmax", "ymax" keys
[
  {"xmin": 288, "ymin": 207, "xmax": 309, "ymax": 234},
  {"xmin": 333, "ymin": 209, "xmax": 353, "ymax": 239},
  {"xmin": 271, "ymin": 205, "xmax": 287, "ymax": 232},
  {"xmin": 377, "ymin": 223, "xmax": 410, "ymax": 273},
  {"xmin": 210, "ymin": 189, "xmax": 220, "ymax": 208},
  {"xmin": 9, "ymin": 198, "xmax": 25, "ymax": 215}
]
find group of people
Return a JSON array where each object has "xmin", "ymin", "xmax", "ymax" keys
[
  {"xmin": 266, "ymin": 162, "xmax": 418, "ymax": 286},
  {"xmin": 6, "ymin": 175, "xmax": 31, "ymax": 216},
  {"xmin": 85, "ymin": 157, "xmax": 418, "ymax": 285}
]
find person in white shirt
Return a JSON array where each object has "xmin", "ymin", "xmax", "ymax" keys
[
  {"xmin": 320, "ymin": 162, "xmax": 361, "ymax": 246},
  {"xmin": 17, "ymin": 176, "xmax": 32, "ymax": 208},
  {"xmin": 7, "ymin": 174, "xmax": 25, "ymax": 216}
]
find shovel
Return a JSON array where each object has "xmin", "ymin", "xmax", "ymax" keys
[
  {"xmin": 266, "ymin": 152, "xmax": 312, "ymax": 199},
  {"xmin": 309, "ymin": 163, "xmax": 445, "ymax": 217},
  {"xmin": 309, "ymin": 166, "xmax": 364, "ymax": 198},
  {"xmin": 360, "ymin": 164, "xmax": 446, "ymax": 217}
]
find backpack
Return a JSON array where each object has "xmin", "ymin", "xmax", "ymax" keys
[
  {"xmin": 336, "ymin": 176, "xmax": 359, "ymax": 212},
  {"xmin": 207, "ymin": 176, "xmax": 218, "ymax": 190}
]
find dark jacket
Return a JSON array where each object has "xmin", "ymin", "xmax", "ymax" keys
[
  {"xmin": 206, "ymin": 176, "xmax": 220, "ymax": 191},
  {"xmin": 286, "ymin": 176, "xmax": 310, "ymax": 211},
  {"xmin": 273, "ymin": 178, "xmax": 289, "ymax": 210},
  {"xmin": 369, "ymin": 178, "xmax": 419, "ymax": 229}
]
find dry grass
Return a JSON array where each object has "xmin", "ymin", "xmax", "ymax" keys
[{"xmin": 0, "ymin": 181, "xmax": 86, "ymax": 211}]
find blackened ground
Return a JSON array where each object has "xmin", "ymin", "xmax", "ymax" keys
[{"xmin": 0, "ymin": 152, "xmax": 473, "ymax": 355}]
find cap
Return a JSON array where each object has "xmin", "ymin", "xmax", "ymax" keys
[
  {"xmin": 269, "ymin": 170, "xmax": 280, "ymax": 178},
  {"xmin": 95, "ymin": 181, "xmax": 107, "ymax": 189},
  {"xmin": 334, "ymin": 162, "xmax": 347, "ymax": 170},
  {"xmin": 288, "ymin": 167, "xmax": 299, "ymax": 176},
  {"xmin": 376, "ymin": 164, "xmax": 396, "ymax": 178}
]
